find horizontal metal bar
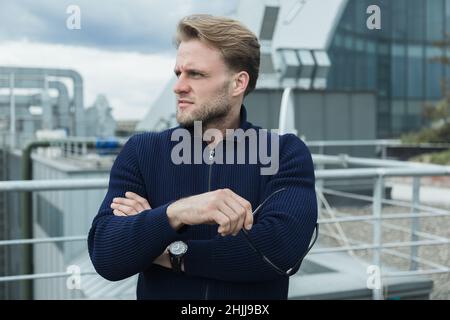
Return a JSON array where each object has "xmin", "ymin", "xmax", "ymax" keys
[
  {"xmin": 0, "ymin": 135, "xmax": 127, "ymax": 145},
  {"xmin": 376, "ymin": 221, "xmax": 450, "ymax": 243},
  {"xmin": 383, "ymin": 249, "xmax": 449, "ymax": 271},
  {"xmin": 383, "ymin": 268, "xmax": 450, "ymax": 277},
  {"xmin": 320, "ymin": 230, "xmax": 449, "ymax": 271},
  {"xmin": 310, "ymin": 239, "xmax": 450, "ymax": 254},
  {"xmin": 320, "ymin": 187, "xmax": 450, "ymax": 215},
  {"xmin": 307, "ymin": 139, "xmax": 450, "ymax": 149},
  {"xmin": 1, "ymin": 266, "xmax": 448, "ymax": 283},
  {"xmin": 0, "ymin": 179, "xmax": 108, "ymax": 191},
  {"xmin": 307, "ymin": 139, "xmax": 401, "ymax": 147},
  {"xmin": 315, "ymin": 167, "xmax": 450, "ymax": 179},
  {"xmin": 317, "ymin": 194, "xmax": 450, "ymax": 243},
  {"xmin": 0, "ymin": 235, "xmax": 87, "ymax": 246},
  {"xmin": 316, "ymin": 154, "xmax": 447, "ymax": 170},
  {"xmin": 313, "ymin": 154, "xmax": 416, "ymax": 168},
  {"xmin": 4, "ymin": 258, "xmax": 447, "ymax": 282},
  {"xmin": 0, "ymin": 167, "xmax": 448, "ymax": 194},
  {"xmin": 318, "ymin": 211, "xmax": 450, "ymax": 225},
  {"xmin": 0, "ymin": 271, "xmax": 98, "ymax": 282}
]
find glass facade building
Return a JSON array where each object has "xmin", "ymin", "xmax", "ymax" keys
[{"xmin": 327, "ymin": 0, "xmax": 450, "ymax": 138}]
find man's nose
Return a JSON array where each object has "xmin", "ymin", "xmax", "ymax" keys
[{"xmin": 173, "ymin": 75, "xmax": 190, "ymax": 95}]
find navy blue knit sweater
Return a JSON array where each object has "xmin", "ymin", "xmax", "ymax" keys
[{"xmin": 88, "ymin": 106, "xmax": 317, "ymax": 300}]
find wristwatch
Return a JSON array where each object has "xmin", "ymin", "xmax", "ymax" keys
[{"xmin": 168, "ymin": 241, "xmax": 188, "ymax": 273}]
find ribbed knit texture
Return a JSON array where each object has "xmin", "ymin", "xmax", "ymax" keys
[{"xmin": 88, "ymin": 106, "xmax": 317, "ymax": 300}]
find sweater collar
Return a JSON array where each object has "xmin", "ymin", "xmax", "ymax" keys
[{"xmin": 238, "ymin": 104, "xmax": 251, "ymax": 131}]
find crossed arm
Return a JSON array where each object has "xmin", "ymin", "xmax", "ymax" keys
[
  {"xmin": 88, "ymin": 134, "xmax": 317, "ymax": 282},
  {"xmin": 110, "ymin": 188, "xmax": 255, "ymax": 271}
]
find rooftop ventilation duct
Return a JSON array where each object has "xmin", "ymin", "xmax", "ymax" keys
[{"xmin": 277, "ymin": 48, "xmax": 331, "ymax": 89}]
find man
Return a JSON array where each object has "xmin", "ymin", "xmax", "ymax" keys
[{"xmin": 88, "ymin": 14, "xmax": 317, "ymax": 300}]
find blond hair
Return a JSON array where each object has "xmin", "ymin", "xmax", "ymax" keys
[{"xmin": 175, "ymin": 14, "xmax": 260, "ymax": 96}]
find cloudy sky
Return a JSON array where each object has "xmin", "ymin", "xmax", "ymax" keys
[{"xmin": 0, "ymin": 0, "xmax": 238, "ymax": 120}]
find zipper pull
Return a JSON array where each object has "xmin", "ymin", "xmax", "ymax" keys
[{"xmin": 209, "ymin": 149, "xmax": 215, "ymax": 161}]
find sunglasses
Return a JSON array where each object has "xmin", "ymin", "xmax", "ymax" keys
[{"xmin": 241, "ymin": 188, "xmax": 319, "ymax": 277}]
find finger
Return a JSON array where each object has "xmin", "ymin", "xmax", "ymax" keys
[
  {"xmin": 121, "ymin": 204, "xmax": 138, "ymax": 215},
  {"xmin": 223, "ymin": 190, "xmax": 248, "ymax": 232},
  {"xmin": 125, "ymin": 191, "xmax": 151, "ymax": 210},
  {"xmin": 218, "ymin": 202, "xmax": 240, "ymax": 236},
  {"xmin": 111, "ymin": 202, "xmax": 138, "ymax": 215},
  {"xmin": 213, "ymin": 211, "xmax": 232, "ymax": 236},
  {"xmin": 113, "ymin": 209, "xmax": 128, "ymax": 217},
  {"xmin": 113, "ymin": 197, "xmax": 145, "ymax": 212},
  {"xmin": 222, "ymin": 198, "xmax": 245, "ymax": 235},
  {"xmin": 113, "ymin": 197, "xmax": 145, "ymax": 213},
  {"xmin": 225, "ymin": 190, "xmax": 253, "ymax": 230}
]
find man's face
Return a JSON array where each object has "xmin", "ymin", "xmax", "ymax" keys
[{"xmin": 173, "ymin": 39, "xmax": 234, "ymax": 127}]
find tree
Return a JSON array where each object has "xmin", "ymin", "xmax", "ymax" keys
[{"xmin": 424, "ymin": 34, "xmax": 450, "ymax": 127}]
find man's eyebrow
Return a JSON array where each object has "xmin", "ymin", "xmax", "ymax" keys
[{"xmin": 174, "ymin": 67, "xmax": 206, "ymax": 74}]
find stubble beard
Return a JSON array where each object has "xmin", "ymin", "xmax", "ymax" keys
[{"xmin": 176, "ymin": 81, "xmax": 232, "ymax": 128}]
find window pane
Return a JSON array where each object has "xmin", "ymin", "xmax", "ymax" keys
[
  {"xmin": 426, "ymin": 0, "xmax": 444, "ymax": 41},
  {"xmin": 426, "ymin": 47, "xmax": 444, "ymax": 98},
  {"xmin": 391, "ymin": 101, "xmax": 406, "ymax": 135},
  {"xmin": 446, "ymin": 0, "xmax": 450, "ymax": 34},
  {"xmin": 408, "ymin": 0, "xmax": 425, "ymax": 41},
  {"xmin": 392, "ymin": 44, "xmax": 406, "ymax": 98},
  {"xmin": 407, "ymin": 45, "xmax": 424, "ymax": 98},
  {"xmin": 367, "ymin": 52, "xmax": 377, "ymax": 89},
  {"xmin": 393, "ymin": 0, "xmax": 407, "ymax": 40}
]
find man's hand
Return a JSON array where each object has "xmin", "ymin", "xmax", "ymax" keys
[
  {"xmin": 167, "ymin": 188, "xmax": 253, "ymax": 236},
  {"xmin": 110, "ymin": 193, "xmax": 178, "ymax": 270},
  {"xmin": 110, "ymin": 191, "xmax": 151, "ymax": 216}
]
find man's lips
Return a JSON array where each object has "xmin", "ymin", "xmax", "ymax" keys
[{"xmin": 178, "ymin": 100, "xmax": 194, "ymax": 108}]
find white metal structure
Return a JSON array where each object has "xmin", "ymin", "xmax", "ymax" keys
[{"xmin": 137, "ymin": 0, "xmax": 345, "ymax": 131}]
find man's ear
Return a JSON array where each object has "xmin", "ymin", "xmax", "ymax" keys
[{"xmin": 232, "ymin": 71, "xmax": 249, "ymax": 97}]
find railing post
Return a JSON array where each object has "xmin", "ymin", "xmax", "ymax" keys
[
  {"xmin": 9, "ymin": 72, "xmax": 15, "ymax": 150},
  {"xmin": 410, "ymin": 177, "xmax": 421, "ymax": 271},
  {"xmin": 316, "ymin": 173, "xmax": 324, "ymax": 219},
  {"xmin": 82, "ymin": 142, "xmax": 87, "ymax": 155},
  {"xmin": 381, "ymin": 144, "xmax": 387, "ymax": 159},
  {"xmin": 64, "ymin": 141, "xmax": 68, "ymax": 157},
  {"xmin": 372, "ymin": 175, "xmax": 384, "ymax": 300},
  {"xmin": 279, "ymin": 87, "xmax": 298, "ymax": 135}
]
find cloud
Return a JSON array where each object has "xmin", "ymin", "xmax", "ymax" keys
[
  {"xmin": 0, "ymin": 40, "xmax": 176, "ymax": 120},
  {"xmin": 0, "ymin": 0, "xmax": 238, "ymax": 53},
  {"xmin": 0, "ymin": 1, "xmax": 240, "ymax": 120}
]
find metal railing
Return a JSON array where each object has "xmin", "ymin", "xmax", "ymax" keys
[
  {"xmin": 306, "ymin": 139, "xmax": 401, "ymax": 159},
  {"xmin": 306, "ymin": 139, "xmax": 450, "ymax": 159},
  {"xmin": 0, "ymin": 156, "xmax": 449, "ymax": 300},
  {"xmin": 0, "ymin": 178, "xmax": 108, "ymax": 299},
  {"xmin": 314, "ymin": 156, "xmax": 450, "ymax": 299}
]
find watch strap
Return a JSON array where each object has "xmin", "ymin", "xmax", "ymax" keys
[{"xmin": 170, "ymin": 254, "xmax": 182, "ymax": 273}]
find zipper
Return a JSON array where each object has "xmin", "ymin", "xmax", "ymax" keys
[
  {"xmin": 207, "ymin": 148, "xmax": 214, "ymax": 190},
  {"xmin": 204, "ymin": 147, "xmax": 215, "ymax": 300}
]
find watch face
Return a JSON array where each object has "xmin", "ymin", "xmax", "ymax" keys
[{"xmin": 169, "ymin": 241, "xmax": 188, "ymax": 256}]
